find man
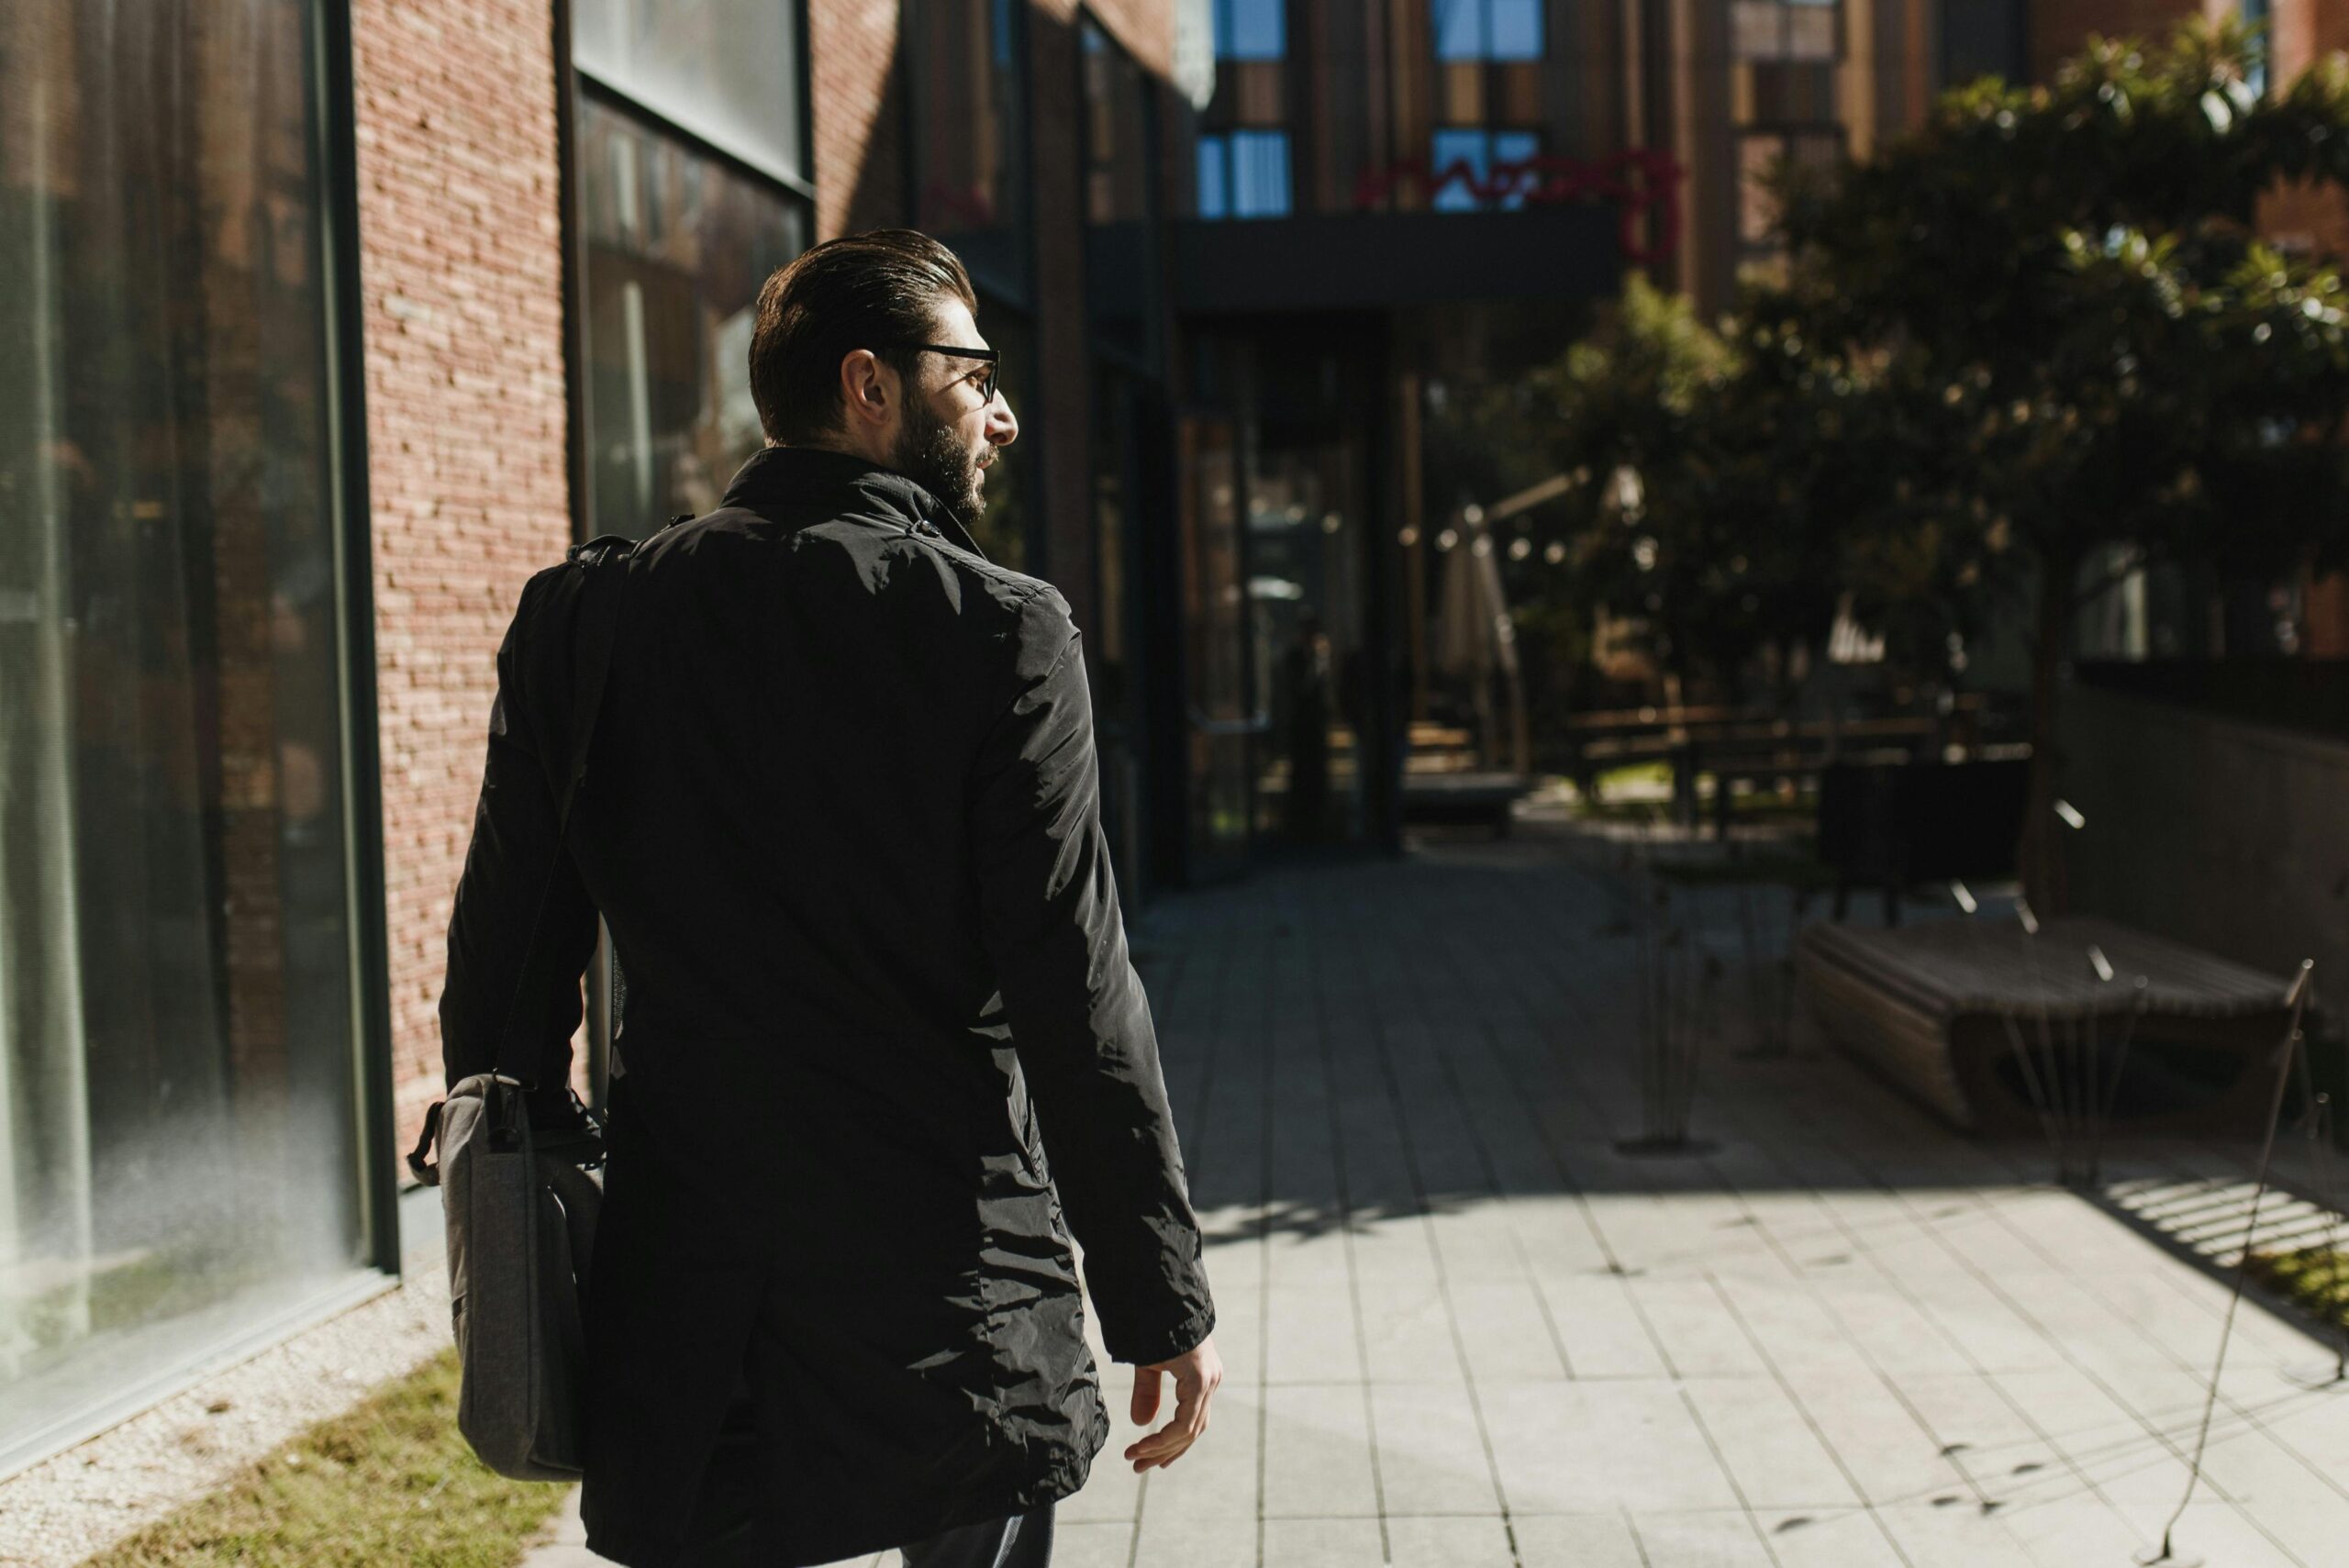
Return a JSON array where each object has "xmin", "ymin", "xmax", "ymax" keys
[{"xmin": 439, "ymin": 230, "xmax": 1219, "ymax": 1568}]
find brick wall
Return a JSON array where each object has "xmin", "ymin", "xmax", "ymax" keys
[
  {"xmin": 2025, "ymin": 0, "xmax": 2221, "ymax": 82},
  {"xmin": 808, "ymin": 0, "xmax": 905, "ymax": 238},
  {"xmin": 349, "ymin": 0, "xmax": 572, "ymax": 1153}
]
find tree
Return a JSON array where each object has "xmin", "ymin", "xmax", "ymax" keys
[{"xmin": 1779, "ymin": 17, "xmax": 2349, "ymax": 903}]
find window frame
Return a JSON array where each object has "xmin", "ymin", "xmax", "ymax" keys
[
  {"xmin": 555, "ymin": 0, "xmax": 817, "ymax": 1102},
  {"xmin": 904, "ymin": 0, "xmax": 1038, "ymax": 307},
  {"xmin": 1431, "ymin": 0, "xmax": 1546, "ymax": 64},
  {"xmin": 1429, "ymin": 125, "xmax": 1543, "ymax": 212}
]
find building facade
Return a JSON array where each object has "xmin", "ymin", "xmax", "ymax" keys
[{"xmin": 0, "ymin": 0, "xmax": 2322, "ymax": 1477}]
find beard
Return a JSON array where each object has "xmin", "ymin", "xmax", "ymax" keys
[{"xmin": 890, "ymin": 397, "xmax": 986, "ymax": 527}]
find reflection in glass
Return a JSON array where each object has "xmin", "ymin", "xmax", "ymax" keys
[
  {"xmin": 1084, "ymin": 23, "xmax": 1158, "ymax": 357},
  {"xmin": 911, "ymin": 0, "xmax": 1029, "ymax": 294},
  {"xmin": 1433, "ymin": 0, "xmax": 1543, "ymax": 61},
  {"xmin": 1195, "ymin": 131, "xmax": 1293, "ymax": 219},
  {"xmin": 1249, "ymin": 440, "xmax": 1366, "ymax": 842},
  {"xmin": 1179, "ymin": 419, "xmax": 1253, "ymax": 875},
  {"xmin": 964, "ymin": 306, "xmax": 1033, "ymax": 571},
  {"xmin": 572, "ymin": 0, "xmax": 805, "ymax": 181},
  {"xmin": 1431, "ymin": 128, "xmax": 1540, "ymax": 212},
  {"xmin": 1213, "ymin": 0, "xmax": 1286, "ymax": 61},
  {"xmin": 578, "ymin": 96, "xmax": 807, "ymax": 538},
  {"xmin": 0, "ymin": 0, "xmax": 365, "ymax": 1464}
]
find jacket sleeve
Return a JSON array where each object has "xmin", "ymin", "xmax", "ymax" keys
[
  {"xmin": 439, "ymin": 568, "xmax": 600, "ymax": 1099},
  {"xmin": 969, "ymin": 593, "xmax": 1215, "ymax": 1366}
]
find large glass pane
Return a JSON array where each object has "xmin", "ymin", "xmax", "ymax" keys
[
  {"xmin": 1197, "ymin": 136, "xmax": 1230, "ymax": 219},
  {"xmin": 1488, "ymin": 0, "xmax": 1542, "ymax": 61},
  {"xmin": 1084, "ymin": 23, "xmax": 1156, "ymax": 357},
  {"xmin": 1248, "ymin": 436, "xmax": 1367, "ymax": 843},
  {"xmin": 1432, "ymin": 0, "xmax": 1484, "ymax": 61},
  {"xmin": 1230, "ymin": 129, "xmax": 1291, "ymax": 217},
  {"xmin": 1216, "ymin": 0, "xmax": 1286, "ymax": 61},
  {"xmin": 911, "ymin": 0, "xmax": 1029, "ymax": 295},
  {"xmin": 578, "ymin": 97, "xmax": 807, "ymax": 539},
  {"xmin": 1431, "ymin": 128, "xmax": 1488, "ymax": 212},
  {"xmin": 1179, "ymin": 418, "xmax": 1252, "ymax": 878},
  {"xmin": 965, "ymin": 305, "xmax": 1034, "ymax": 571},
  {"xmin": 0, "ymin": 0, "xmax": 366, "ymax": 1464},
  {"xmin": 572, "ymin": 0, "xmax": 805, "ymax": 183}
]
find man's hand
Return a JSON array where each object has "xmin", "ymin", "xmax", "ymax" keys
[{"xmin": 1121, "ymin": 1335, "xmax": 1223, "ymax": 1473}]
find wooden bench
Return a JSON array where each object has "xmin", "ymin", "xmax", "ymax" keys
[{"xmin": 1797, "ymin": 915, "xmax": 2304, "ymax": 1137}]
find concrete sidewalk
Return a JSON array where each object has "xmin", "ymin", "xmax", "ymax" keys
[{"xmin": 529, "ymin": 831, "xmax": 2349, "ymax": 1567}]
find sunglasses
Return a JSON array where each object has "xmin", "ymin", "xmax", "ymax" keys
[{"xmin": 903, "ymin": 342, "xmax": 999, "ymax": 403}]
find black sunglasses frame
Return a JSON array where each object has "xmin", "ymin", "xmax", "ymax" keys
[{"xmin": 901, "ymin": 342, "xmax": 999, "ymax": 403}]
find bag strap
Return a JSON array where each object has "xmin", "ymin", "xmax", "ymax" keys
[{"xmin": 485, "ymin": 532, "xmax": 639, "ymax": 1088}]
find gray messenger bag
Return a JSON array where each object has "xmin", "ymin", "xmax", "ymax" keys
[{"xmin": 405, "ymin": 530, "xmax": 638, "ymax": 1482}]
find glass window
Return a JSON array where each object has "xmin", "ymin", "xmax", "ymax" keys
[
  {"xmin": 965, "ymin": 306, "xmax": 1035, "ymax": 571},
  {"xmin": 1434, "ymin": 0, "xmax": 1544, "ymax": 61},
  {"xmin": 1084, "ymin": 22, "xmax": 1158, "ymax": 359},
  {"xmin": 1215, "ymin": 0, "xmax": 1286, "ymax": 61},
  {"xmin": 1431, "ymin": 128, "xmax": 1541, "ymax": 211},
  {"xmin": 572, "ymin": 0, "xmax": 807, "ymax": 183},
  {"xmin": 1733, "ymin": 0, "xmax": 1839, "ymax": 62},
  {"xmin": 1197, "ymin": 131, "xmax": 1293, "ymax": 219},
  {"xmin": 0, "ymin": 0, "xmax": 369, "ymax": 1467},
  {"xmin": 578, "ymin": 98, "xmax": 808, "ymax": 537},
  {"xmin": 911, "ymin": 0, "xmax": 1030, "ymax": 296},
  {"xmin": 1737, "ymin": 128, "xmax": 1841, "ymax": 247}
]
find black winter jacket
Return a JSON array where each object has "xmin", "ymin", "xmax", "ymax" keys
[{"xmin": 438, "ymin": 445, "xmax": 1214, "ymax": 1566}]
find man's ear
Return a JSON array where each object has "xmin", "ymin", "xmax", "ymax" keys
[{"xmin": 838, "ymin": 349, "xmax": 895, "ymax": 435}]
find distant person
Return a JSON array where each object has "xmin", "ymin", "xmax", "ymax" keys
[
  {"xmin": 440, "ymin": 229, "xmax": 1219, "ymax": 1568},
  {"xmin": 1280, "ymin": 614, "xmax": 1333, "ymax": 841}
]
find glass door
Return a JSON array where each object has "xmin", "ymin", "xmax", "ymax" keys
[{"xmin": 1176, "ymin": 416, "xmax": 1256, "ymax": 882}]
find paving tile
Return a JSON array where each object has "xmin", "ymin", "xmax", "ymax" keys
[
  {"xmin": 1627, "ymin": 1278, "xmax": 1770, "ymax": 1379},
  {"xmin": 1875, "ymin": 1499, "xmax": 2046, "ymax": 1568},
  {"xmin": 1266, "ymin": 1285, "xmax": 1365, "ymax": 1383},
  {"xmin": 1509, "ymin": 1513, "xmax": 1646, "ymax": 1568},
  {"xmin": 1479, "ymin": 1379, "xmax": 1741, "ymax": 1512},
  {"xmin": 1450, "ymin": 1279, "xmax": 1572, "ymax": 1383},
  {"xmin": 1130, "ymin": 1514, "xmax": 1256, "ymax": 1568},
  {"xmin": 1382, "ymin": 1514, "xmax": 1516, "ymax": 1567},
  {"xmin": 1136, "ymin": 1381, "xmax": 1261, "ymax": 1520},
  {"xmin": 1368, "ymin": 1381, "xmax": 1499, "ymax": 1515},
  {"xmin": 1051, "ymin": 1520, "xmax": 1137, "ymax": 1568},
  {"xmin": 1624, "ymin": 1509, "xmax": 1776, "ymax": 1566},
  {"xmin": 1259, "ymin": 1517, "xmax": 1383, "ymax": 1566},
  {"xmin": 1681, "ymin": 1377, "xmax": 1863, "ymax": 1509},
  {"xmin": 1753, "ymin": 1507, "xmax": 1909, "ymax": 1568},
  {"xmin": 1261, "ymin": 1383, "xmax": 1381, "ymax": 1518},
  {"xmin": 1356, "ymin": 1279, "xmax": 1465, "ymax": 1384},
  {"xmin": 2159, "ymin": 1500, "xmax": 2305, "ymax": 1567},
  {"xmin": 1782, "ymin": 1367, "xmax": 1970, "ymax": 1507},
  {"xmin": 1533, "ymin": 1273, "xmax": 1671, "ymax": 1379}
]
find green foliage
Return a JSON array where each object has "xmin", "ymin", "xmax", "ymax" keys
[
  {"xmin": 84, "ymin": 1350, "xmax": 569, "ymax": 1567},
  {"xmin": 1783, "ymin": 14, "xmax": 2349, "ymax": 610}
]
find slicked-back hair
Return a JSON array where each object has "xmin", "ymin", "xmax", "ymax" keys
[{"xmin": 748, "ymin": 230, "xmax": 978, "ymax": 446}]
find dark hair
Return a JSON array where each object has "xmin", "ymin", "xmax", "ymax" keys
[{"xmin": 748, "ymin": 229, "xmax": 978, "ymax": 445}]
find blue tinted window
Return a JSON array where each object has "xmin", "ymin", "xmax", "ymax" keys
[
  {"xmin": 1231, "ymin": 129, "xmax": 1292, "ymax": 217},
  {"xmin": 1489, "ymin": 0, "xmax": 1542, "ymax": 58},
  {"xmin": 1217, "ymin": 0, "xmax": 1286, "ymax": 60},
  {"xmin": 1197, "ymin": 136, "xmax": 1230, "ymax": 218},
  {"xmin": 1431, "ymin": 128, "xmax": 1487, "ymax": 212},
  {"xmin": 1434, "ymin": 0, "xmax": 1544, "ymax": 61},
  {"xmin": 1431, "ymin": 128, "xmax": 1540, "ymax": 211},
  {"xmin": 1432, "ymin": 0, "xmax": 1482, "ymax": 59},
  {"xmin": 1493, "ymin": 128, "xmax": 1538, "ymax": 209}
]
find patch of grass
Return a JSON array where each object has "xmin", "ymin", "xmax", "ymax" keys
[
  {"xmin": 2247, "ymin": 1247, "xmax": 2349, "ymax": 1329},
  {"xmin": 85, "ymin": 1349, "xmax": 569, "ymax": 1568}
]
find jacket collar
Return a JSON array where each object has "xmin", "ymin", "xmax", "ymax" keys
[{"xmin": 718, "ymin": 444, "xmax": 990, "ymax": 561}]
